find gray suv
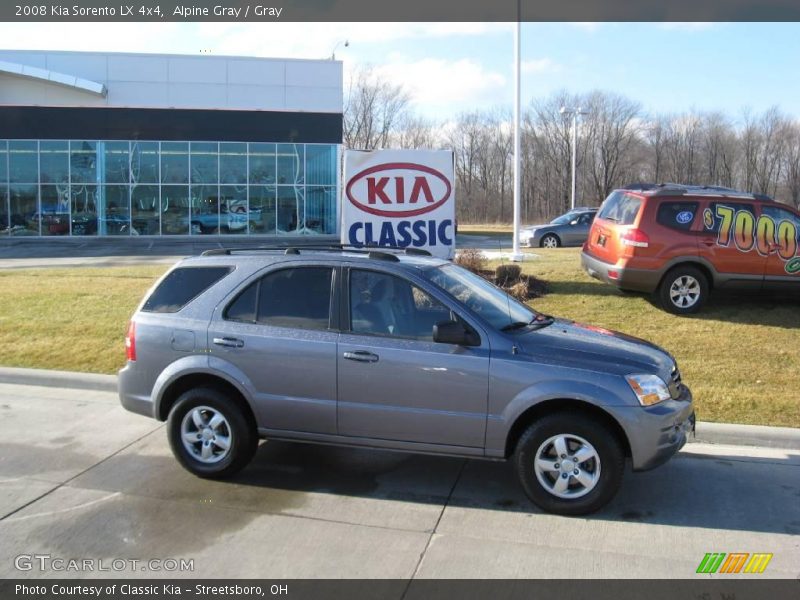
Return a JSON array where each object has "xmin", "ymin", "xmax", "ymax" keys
[{"xmin": 119, "ymin": 245, "xmax": 695, "ymax": 515}]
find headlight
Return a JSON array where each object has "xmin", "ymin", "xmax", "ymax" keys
[
  {"xmin": 520, "ymin": 230, "xmax": 532, "ymax": 240},
  {"xmin": 625, "ymin": 374, "xmax": 671, "ymax": 406}
]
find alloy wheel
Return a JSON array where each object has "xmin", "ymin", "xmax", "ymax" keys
[
  {"xmin": 180, "ymin": 405, "xmax": 233, "ymax": 464},
  {"xmin": 669, "ymin": 275, "xmax": 701, "ymax": 308},
  {"xmin": 533, "ymin": 433, "xmax": 601, "ymax": 499}
]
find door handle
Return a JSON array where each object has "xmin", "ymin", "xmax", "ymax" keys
[
  {"xmin": 701, "ymin": 240, "xmax": 716, "ymax": 247},
  {"xmin": 213, "ymin": 337, "xmax": 244, "ymax": 348},
  {"xmin": 343, "ymin": 351, "xmax": 379, "ymax": 363}
]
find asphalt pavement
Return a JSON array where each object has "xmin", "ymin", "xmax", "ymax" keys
[
  {"xmin": 0, "ymin": 233, "xmax": 515, "ymax": 269},
  {"xmin": 0, "ymin": 381, "xmax": 798, "ymax": 579}
]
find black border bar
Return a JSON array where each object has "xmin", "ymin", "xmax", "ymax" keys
[
  {"xmin": 3, "ymin": 579, "xmax": 800, "ymax": 600},
  {"xmin": 4, "ymin": 0, "xmax": 800, "ymax": 22}
]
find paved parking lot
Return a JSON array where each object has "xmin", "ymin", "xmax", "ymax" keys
[{"xmin": 0, "ymin": 381, "xmax": 798, "ymax": 579}]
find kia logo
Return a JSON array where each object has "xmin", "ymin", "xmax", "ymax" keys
[{"xmin": 346, "ymin": 162, "xmax": 452, "ymax": 218}]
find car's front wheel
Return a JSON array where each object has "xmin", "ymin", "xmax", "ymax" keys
[
  {"xmin": 540, "ymin": 234, "xmax": 560, "ymax": 248},
  {"xmin": 167, "ymin": 387, "xmax": 258, "ymax": 479},
  {"xmin": 515, "ymin": 412, "xmax": 625, "ymax": 515}
]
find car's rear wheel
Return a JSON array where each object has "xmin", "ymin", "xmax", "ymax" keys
[
  {"xmin": 515, "ymin": 412, "xmax": 625, "ymax": 515},
  {"xmin": 540, "ymin": 234, "xmax": 560, "ymax": 248},
  {"xmin": 167, "ymin": 387, "xmax": 257, "ymax": 479},
  {"xmin": 658, "ymin": 266, "xmax": 709, "ymax": 314}
]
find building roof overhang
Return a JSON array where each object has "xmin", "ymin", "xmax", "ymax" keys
[{"xmin": 0, "ymin": 60, "xmax": 107, "ymax": 97}]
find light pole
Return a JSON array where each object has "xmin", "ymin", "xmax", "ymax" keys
[
  {"xmin": 559, "ymin": 106, "xmax": 588, "ymax": 210},
  {"xmin": 510, "ymin": 12, "xmax": 523, "ymax": 261},
  {"xmin": 330, "ymin": 40, "xmax": 349, "ymax": 60}
]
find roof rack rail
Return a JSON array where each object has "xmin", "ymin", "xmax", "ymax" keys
[
  {"xmin": 621, "ymin": 182, "xmax": 773, "ymax": 201},
  {"xmin": 367, "ymin": 250, "xmax": 400, "ymax": 262},
  {"xmin": 200, "ymin": 244, "xmax": 434, "ymax": 259}
]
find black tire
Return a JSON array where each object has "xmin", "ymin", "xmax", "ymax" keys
[
  {"xmin": 540, "ymin": 234, "xmax": 561, "ymax": 248},
  {"xmin": 657, "ymin": 265, "xmax": 709, "ymax": 315},
  {"xmin": 515, "ymin": 412, "xmax": 625, "ymax": 516},
  {"xmin": 167, "ymin": 387, "xmax": 257, "ymax": 479}
]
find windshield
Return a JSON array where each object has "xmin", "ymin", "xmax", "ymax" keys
[
  {"xmin": 424, "ymin": 263, "xmax": 538, "ymax": 330},
  {"xmin": 550, "ymin": 213, "xmax": 575, "ymax": 225}
]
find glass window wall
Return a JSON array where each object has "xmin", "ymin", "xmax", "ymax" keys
[{"xmin": 0, "ymin": 140, "xmax": 337, "ymax": 237}]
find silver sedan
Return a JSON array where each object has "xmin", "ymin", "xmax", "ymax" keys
[{"xmin": 520, "ymin": 208, "xmax": 597, "ymax": 248}]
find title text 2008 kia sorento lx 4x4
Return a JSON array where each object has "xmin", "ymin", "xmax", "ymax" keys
[
  {"xmin": 120, "ymin": 245, "xmax": 694, "ymax": 515},
  {"xmin": 582, "ymin": 183, "xmax": 800, "ymax": 314}
]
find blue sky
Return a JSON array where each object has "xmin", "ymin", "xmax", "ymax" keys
[{"xmin": 0, "ymin": 22, "xmax": 797, "ymax": 122}]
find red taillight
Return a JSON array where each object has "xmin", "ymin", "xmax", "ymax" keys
[
  {"xmin": 621, "ymin": 229, "xmax": 650, "ymax": 248},
  {"xmin": 125, "ymin": 321, "xmax": 136, "ymax": 362}
]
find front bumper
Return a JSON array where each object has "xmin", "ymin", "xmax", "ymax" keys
[
  {"xmin": 612, "ymin": 384, "xmax": 695, "ymax": 471},
  {"xmin": 581, "ymin": 250, "xmax": 662, "ymax": 293}
]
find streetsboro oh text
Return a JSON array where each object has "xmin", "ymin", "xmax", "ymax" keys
[{"xmin": 15, "ymin": 584, "xmax": 278, "ymax": 597}]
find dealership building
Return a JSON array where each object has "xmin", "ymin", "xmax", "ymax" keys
[{"xmin": 0, "ymin": 50, "xmax": 342, "ymax": 238}]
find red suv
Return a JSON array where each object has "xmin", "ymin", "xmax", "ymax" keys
[{"xmin": 581, "ymin": 184, "xmax": 800, "ymax": 314}]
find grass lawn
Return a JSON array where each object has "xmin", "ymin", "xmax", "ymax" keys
[
  {"xmin": 458, "ymin": 223, "xmax": 514, "ymax": 233},
  {"xmin": 0, "ymin": 251, "xmax": 797, "ymax": 427}
]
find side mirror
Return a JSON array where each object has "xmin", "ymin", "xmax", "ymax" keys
[
  {"xmin": 569, "ymin": 219, "xmax": 579, "ymax": 226},
  {"xmin": 433, "ymin": 320, "xmax": 480, "ymax": 346}
]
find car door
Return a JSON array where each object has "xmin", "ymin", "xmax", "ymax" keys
[
  {"xmin": 207, "ymin": 263, "xmax": 339, "ymax": 434},
  {"xmin": 697, "ymin": 200, "xmax": 765, "ymax": 289},
  {"xmin": 336, "ymin": 267, "xmax": 490, "ymax": 448},
  {"xmin": 564, "ymin": 211, "xmax": 593, "ymax": 246},
  {"xmin": 758, "ymin": 204, "xmax": 800, "ymax": 290}
]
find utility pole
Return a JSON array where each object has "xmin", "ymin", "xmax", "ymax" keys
[{"xmin": 560, "ymin": 106, "xmax": 588, "ymax": 210}]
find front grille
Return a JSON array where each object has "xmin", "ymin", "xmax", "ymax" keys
[
  {"xmin": 671, "ymin": 364, "xmax": 682, "ymax": 386},
  {"xmin": 669, "ymin": 364, "xmax": 683, "ymax": 399}
]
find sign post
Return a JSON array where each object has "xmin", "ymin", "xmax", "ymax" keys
[{"xmin": 342, "ymin": 149, "xmax": 456, "ymax": 259}]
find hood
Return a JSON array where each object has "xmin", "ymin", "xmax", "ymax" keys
[{"xmin": 516, "ymin": 318, "xmax": 674, "ymax": 378}]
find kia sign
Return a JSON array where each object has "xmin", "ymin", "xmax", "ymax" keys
[{"xmin": 342, "ymin": 149, "xmax": 456, "ymax": 259}]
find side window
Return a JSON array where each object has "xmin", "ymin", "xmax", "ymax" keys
[
  {"xmin": 703, "ymin": 202, "xmax": 755, "ymax": 234},
  {"xmin": 225, "ymin": 281, "xmax": 258, "ymax": 323},
  {"xmin": 258, "ymin": 267, "xmax": 333, "ymax": 330},
  {"xmin": 142, "ymin": 266, "xmax": 232, "ymax": 313},
  {"xmin": 579, "ymin": 212, "xmax": 595, "ymax": 225},
  {"xmin": 656, "ymin": 201, "xmax": 699, "ymax": 231},
  {"xmin": 349, "ymin": 270, "xmax": 451, "ymax": 340},
  {"xmin": 224, "ymin": 267, "xmax": 333, "ymax": 330}
]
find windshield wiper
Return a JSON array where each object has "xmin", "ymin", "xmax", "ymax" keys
[
  {"xmin": 501, "ymin": 314, "xmax": 554, "ymax": 332},
  {"xmin": 500, "ymin": 320, "xmax": 531, "ymax": 332}
]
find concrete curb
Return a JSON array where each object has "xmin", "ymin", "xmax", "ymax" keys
[
  {"xmin": 691, "ymin": 421, "xmax": 800, "ymax": 450},
  {"xmin": 0, "ymin": 366, "xmax": 117, "ymax": 393},
  {"xmin": 1, "ymin": 366, "xmax": 799, "ymax": 451}
]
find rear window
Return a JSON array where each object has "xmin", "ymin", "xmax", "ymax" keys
[
  {"xmin": 598, "ymin": 192, "xmax": 642, "ymax": 225},
  {"xmin": 142, "ymin": 266, "xmax": 232, "ymax": 313},
  {"xmin": 656, "ymin": 201, "xmax": 699, "ymax": 231}
]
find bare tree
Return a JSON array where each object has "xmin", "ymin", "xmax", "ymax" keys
[
  {"xmin": 783, "ymin": 122, "xmax": 800, "ymax": 208},
  {"xmin": 343, "ymin": 65, "xmax": 411, "ymax": 150},
  {"xmin": 582, "ymin": 91, "xmax": 643, "ymax": 200},
  {"xmin": 701, "ymin": 112, "xmax": 738, "ymax": 188},
  {"xmin": 643, "ymin": 115, "xmax": 668, "ymax": 183},
  {"xmin": 342, "ymin": 61, "xmax": 800, "ymax": 222},
  {"xmin": 391, "ymin": 113, "xmax": 440, "ymax": 149}
]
